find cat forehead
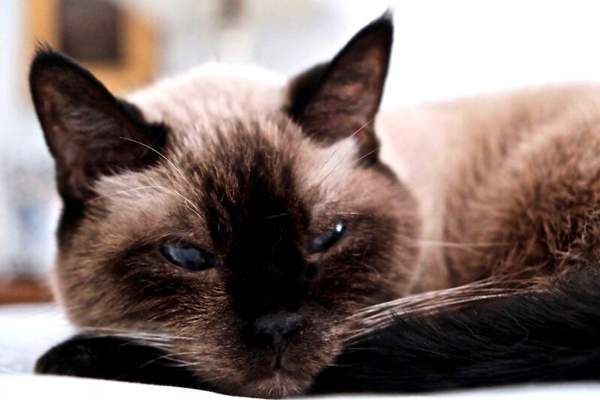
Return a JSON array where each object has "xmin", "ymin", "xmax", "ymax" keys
[
  {"xmin": 127, "ymin": 63, "xmax": 287, "ymax": 127},
  {"xmin": 96, "ymin": 121, "xmax": 360, "ymax": 221},
  {"xmin": 96, "ymin": 63, "xmax": 361, "ymax": 221}
]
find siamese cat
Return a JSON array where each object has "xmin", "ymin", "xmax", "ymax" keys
[{"xmin": 31, "ymin": 14, "xmax": 600, "ymax": 398}]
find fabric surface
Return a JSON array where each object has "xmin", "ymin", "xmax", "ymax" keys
[{"xmin": 1, "ymin": 304, "xmax": 600, "ymax": 399}]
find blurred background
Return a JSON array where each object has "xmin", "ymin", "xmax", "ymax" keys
[{"xmin": 3, "ymin": 0, "xmax": 600, "ymax": 303}]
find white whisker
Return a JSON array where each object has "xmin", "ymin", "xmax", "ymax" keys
[{"xmin": 336, "ymin": 277, "xmax": 543, "ymax": 343}]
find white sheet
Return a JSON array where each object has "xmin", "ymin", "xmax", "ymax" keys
[
  {"xmin": 2, "ymin": 304, "xmax": 600, "ymax": 399},
  {"xmin": 2, "ymin": 374, "xmax": 600, "ymax": 399},
  {"xmin": 0, "ymin": 303, "xmax": 73, "ymax": 374}
]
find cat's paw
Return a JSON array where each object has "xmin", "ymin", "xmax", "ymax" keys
[
  {"xmin": 35, "ymin": 336, "xmax": 102, "ymax": 377},
  {"xmin": 34, "ymin": 334, "xmax": 211, "ymax": 390}
]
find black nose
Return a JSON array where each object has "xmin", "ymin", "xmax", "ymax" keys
[{"xmin": 252, "ymin": 312, "xmax": 304, "ymax": 354}]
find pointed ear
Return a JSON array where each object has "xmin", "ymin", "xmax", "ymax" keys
[
  {"xmin": 287, "ymin": 14, "xmax": 393, "ymax": 162},
  {"xmin": 29, "ymin": 48, "xmax": 167, "ymax": 203}
]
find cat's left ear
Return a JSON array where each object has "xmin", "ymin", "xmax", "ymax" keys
[{"xmin": 287, "ymin": 13, "xmax": 393, "ymax": 162}]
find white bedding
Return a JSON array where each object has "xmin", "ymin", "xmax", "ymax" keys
[{"xmin": 2, "ymin": 303, "xmax": 600, "ymax": 399}]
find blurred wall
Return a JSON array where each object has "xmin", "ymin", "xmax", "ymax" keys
[{"xmin": 3, "ymin": 0, "xmax": 600, "ymax": 278}]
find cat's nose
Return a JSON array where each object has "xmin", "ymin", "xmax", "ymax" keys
[{"xmin": 252, "ymin": 312, "xmax": 304, "ymax": 355}]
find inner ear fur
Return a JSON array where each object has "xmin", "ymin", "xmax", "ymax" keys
[{"xmin": 287, "ymin": 13, "xmax": 393, "ymax": 162}]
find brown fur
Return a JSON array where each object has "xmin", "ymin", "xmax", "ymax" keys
[{"xmin": 380, "ymin": 84, "xmax": 600, "ymax": 291}]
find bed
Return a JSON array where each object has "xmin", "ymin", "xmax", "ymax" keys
[{"xmin": 2, "ymin": 303, "xmax": 599, "ymax": 399}]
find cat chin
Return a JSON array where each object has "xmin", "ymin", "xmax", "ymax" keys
[
  {"xmin": 239, "ymin": 372, "xmax": 311, "ymax": 399},
  {"xmin": 228, "ymin": 355, "xmax": 320, "ymax": 398},
  {"xmin": 184, "ymin": 346, "xmax": 326, "ymax": 398}
]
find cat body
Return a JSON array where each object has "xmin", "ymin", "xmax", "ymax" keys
[
  {"xmin": 380, "ymin": 84, "xmax": 600, "ymax": 288},
  {"xmin": 30, "ymin": 14, "xmax": 600, "ymax": 398}
]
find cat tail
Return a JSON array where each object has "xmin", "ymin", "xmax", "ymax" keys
[{"xmin": 312, "ymin": 268, "xmax": 600, "ymax": 393}]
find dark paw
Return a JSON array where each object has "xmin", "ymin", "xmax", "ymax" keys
[
  {"xmin": 35, "ymin": 334, "xmax": 212, "ymax": 390},
  {"xmin": 35, "ymin": 336, "xmax": 101, "ymax": 376}
]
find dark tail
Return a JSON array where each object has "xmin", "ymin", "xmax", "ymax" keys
[{"xmin": 311, "ymin": 269, "xmax": 600, "ymax": 393}]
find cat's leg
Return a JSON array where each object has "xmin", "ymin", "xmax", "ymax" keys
[{"xmin": 35, "ymin": 335, "xmax": 211, "ymax": 390}]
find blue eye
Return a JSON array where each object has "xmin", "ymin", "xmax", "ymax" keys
[
  {"xmin": 307, "ymin": 222, "xmax": 346, "ymax": 253},
  {"xmin": 160, "ymin": 243, "xmax": 216, "ymax": 271}
]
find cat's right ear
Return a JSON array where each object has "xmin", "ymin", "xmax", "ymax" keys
[
  {"xmin": 29, "ymin": 48, "xmax": 167, "ymax": 204},
  {"xmin": 286, "ymin": 13, "xmax": 393, "ymax": 162}
]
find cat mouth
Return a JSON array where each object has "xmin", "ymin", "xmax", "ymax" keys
[
  {"xmin": 247, "ymin": 351, "xmax": 308, "ymax": 383},
  {"xmin": 272, "ymin": 349, "xmax": 294, "ymax": 371},
  {"xmin": 252, "ymin": 354, "xmax": 297, "ymax": 377},
  {"xmin": 272, "ymin": 354, "xmax": 285, "ymax": 371}
]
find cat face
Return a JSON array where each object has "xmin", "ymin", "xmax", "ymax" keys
[{"xmin": 30, "ymin": 15, "xmax": 420, "ymax": 397}]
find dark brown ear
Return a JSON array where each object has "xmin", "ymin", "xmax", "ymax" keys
[
  {"xmin": 29, "ymin": 48, "xmax": 167, "ymax": 204},
  {"xmin": 287, "ymin": 13, "xmax": 393, "ymax": 162}
]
